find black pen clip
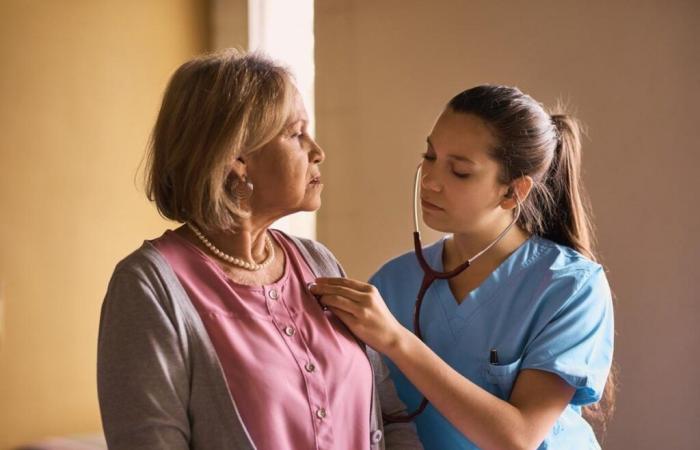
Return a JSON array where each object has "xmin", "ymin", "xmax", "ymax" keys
[{"xmin": 489, "ymin": 349, "xmax": 499, "ymax": 365}]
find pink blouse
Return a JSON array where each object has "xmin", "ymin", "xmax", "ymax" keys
[{"xmin": 151, "ymin": 229, "xmax": 372, "ymax": 450}]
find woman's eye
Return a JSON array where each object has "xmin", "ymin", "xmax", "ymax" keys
[
  {"xmin": 452, "ymin": 172, "xmax": 470, "ymax": 179},
  {"xmin": 421, "ymin": 152, "xmax": 436, "ymax": 161}
]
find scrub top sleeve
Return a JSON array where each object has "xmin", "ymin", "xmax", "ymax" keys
[
  {"xmin": 369, "ymin": 269, "xmax": 389, "ymax": 296},
  {"xmin": 521, "ymin": 265, "xmax": 614, "ymax": 406},
  {"xmin": 369, "ymin": 272, "xmax": 381, "ymax": 289}
]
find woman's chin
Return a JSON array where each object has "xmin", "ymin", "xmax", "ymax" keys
[
  {"xmin": 305, "ymin": 189, "xmax": 323, "ymax": 210},
  {"xmin": 308, "ymin": 199, "xmax": 322, "ymax": 212},
  {"xmin": 299, "ymin": 196, "xmax": 322, "ymax": 212},
  {"xmin": 422, "ymin": 214, "xmax": 456, "ymax": 234}
]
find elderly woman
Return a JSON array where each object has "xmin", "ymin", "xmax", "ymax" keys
[{"xmin": 97, "ymin": 50, "xmax": 422, "ymax": 450}]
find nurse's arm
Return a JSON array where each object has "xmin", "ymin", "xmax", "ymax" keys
[
  {"xmin": 387, "ymin": 328, "xmax": 575, "ymax": 450},
  {"xmin": 311, "ymin": 278, "xmax": 575, "ymax": 450}
]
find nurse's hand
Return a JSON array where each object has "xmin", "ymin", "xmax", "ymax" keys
[{"xmin": 310, "ymin": 278, "xmax": 405, "ymax": 353}]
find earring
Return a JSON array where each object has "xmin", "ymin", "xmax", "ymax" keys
[{"xmin": 232, "ymin": 175, "xmax": 254, "ymax": 200}]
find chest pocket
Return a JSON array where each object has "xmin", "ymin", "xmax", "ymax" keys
[{"xmin": 484, "ymin": 356, "xmax": 523, "ymax": 400}]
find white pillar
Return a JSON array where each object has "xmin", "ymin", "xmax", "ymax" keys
[{"xmin": 248, "ymin": 0, "xmax": 316, "ymax": 239}]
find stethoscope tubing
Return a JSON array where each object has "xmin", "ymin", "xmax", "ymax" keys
[{"xmin": 383, "ymin": 163, "xmax": 522, "ymax": 424}]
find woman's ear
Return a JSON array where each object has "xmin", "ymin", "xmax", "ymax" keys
[
  {"xmin": 500, "ymin": 175, "xmax": 533, "ymax": 209},
  {"xmin": 229, "ymin": 156, "xmax": 247, "ymax": 179}
]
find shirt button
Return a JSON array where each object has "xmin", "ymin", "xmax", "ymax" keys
[
  {"xmin": 284, "ymin": 326, "xmax": 295, "ymax": 336},
  {"xmin": 316, "ymin": 408, "xmax": 327, "ymax": 419},
  {"xmin": 268, "ymin": 289, "xmax": 279, "ymax": 300},
  {"xmin": 371, "ymin": 429, "xmax": 383, "ymax": 443},
  {"xmin": 305, "ymin": 362, "xmax": 316, "ymax": 373}
]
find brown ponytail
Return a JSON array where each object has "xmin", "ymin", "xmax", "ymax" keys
[
  {"xmin": 544, "ymin": 113, "xmax": 595, "ymax": 259},
  {"xmin": 447, "ymin": 85, "xmax": 616, "ymax": 438},
  {"xmin": 549, "ymin": 113, "xmax": 617, "ymax": 438}
]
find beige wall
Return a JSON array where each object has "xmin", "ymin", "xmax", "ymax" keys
[
  {"xmin": 0, "ymin": 1, "xmax": 210, "ymax": 447},
  {"xmin": 316, "ymin": 1, "xmax": 699, "ymax": 449},
  {"xmin": 211, "ymin": 0, "xmax": 248, "ymax": 50},
  {"xmin": 1, "ymin": 0, "xmax": 696, "ymax": 448}
]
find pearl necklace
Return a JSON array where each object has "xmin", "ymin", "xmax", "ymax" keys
[{"xmin": 186, "ymin": 223, "xmax": 275, "ymax": 271}]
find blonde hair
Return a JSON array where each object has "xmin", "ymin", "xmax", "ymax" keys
[{"xmin": 145, "ymin": 49, "xmax": 295, "ymax": 231}]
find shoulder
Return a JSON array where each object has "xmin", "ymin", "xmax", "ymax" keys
[
  {"xmin": 101, "ymin": 242, "xmax": 193, "ymax": 331},
  {"xmin": 370, "ymin": 238, "xmax": 442, "ymax": 287},
  {"xmin": 371, "ymin": 249, "xmax": 416, "ymax": 282},
  {"xmin": 105, "ymin": 242, "xmax": 180, "ymax": 304},
  {"xmin": 112, "ymin": 242, "xmax": 169, "ymax": 282},
  {"xmin": 528, "ymin": 236, "xmax": 611, "ymax": 315},
  {"xmin": 282, "ymin": 232, "xmax": 336, "ymax": 258},
  {"xmin": 531, "ymin": 236, "xmax": 606, "ymax": 287},
  {"xmin": 271, "ymin": 230, "xmax": 336, "ymax": 260},
  {"xmin": 271, "ymin": 229, "xmax": 344, "ymax": 277}
]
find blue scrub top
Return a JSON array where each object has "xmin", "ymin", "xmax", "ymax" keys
[{"xmin": 370, "ymin": 235, "xmax": 614, "ymax": 450}]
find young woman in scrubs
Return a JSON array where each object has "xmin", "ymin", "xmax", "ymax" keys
[{"xmin": 311, "ymin": 85, "xmax": 615, "ymax": 449}]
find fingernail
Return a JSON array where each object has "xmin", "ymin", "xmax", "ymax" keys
[{"xmin": 307, "ymin": 282, "xmax": 317, "ymax": 292}]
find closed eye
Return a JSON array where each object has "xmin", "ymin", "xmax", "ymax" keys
[{"xmin": 422, "ymin": 152, "xmax": 470, "ymax": 178}]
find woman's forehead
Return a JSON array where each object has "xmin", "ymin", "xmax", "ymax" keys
[
  {"xmin": 286, "ymin": 93, "xmax": 309, "ymax": 125},
  {"xmin": 430, "ymin": 110, "xmax": 498, "ymax": 161}
]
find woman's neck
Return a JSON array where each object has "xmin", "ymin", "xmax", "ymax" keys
[
  {"xmin": 445, "ymin": 222, "xmax": 530, "ymax": 273},
  {"xmin": 181, "ymin": 216, "xmax": 275, "ymax": 264}
]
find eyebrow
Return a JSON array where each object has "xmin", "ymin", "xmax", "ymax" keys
[
  {"xmin": 287, "ymin": 118, "xmax": 308, "ymax": 126},
  {"xmin": 426, "ymin": 137, "xmax": 477, "ymax": 165}
]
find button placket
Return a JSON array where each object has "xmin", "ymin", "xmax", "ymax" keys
[
  {"xmin": 264, "ymin": 287, "xmax": 280, "ymax": 318},
  {"xmin": 267, "ymin": 276, "xmax": 334, "ymax": 447}
]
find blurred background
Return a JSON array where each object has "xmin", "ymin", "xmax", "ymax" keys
[{"xmin": 0, "ymin": 0, "xmax": 697, "ymax": 449}]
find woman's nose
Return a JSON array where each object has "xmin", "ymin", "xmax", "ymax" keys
[
  {"xmin": 421, "ymin": 166, "xmax": 442, "ymax": 192},
  {"xmin": 310, "ymin": 139, "xmax": 325, "ymax": 164}
]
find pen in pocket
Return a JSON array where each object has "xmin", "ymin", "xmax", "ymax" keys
[{"xmin": 490, "ymin": 349, "xmax": 499, "ymax": 364}]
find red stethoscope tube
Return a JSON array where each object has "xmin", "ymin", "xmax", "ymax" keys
[{"xmin": 382, "ymin": 163, "xmax": 521, "ymax": 424}]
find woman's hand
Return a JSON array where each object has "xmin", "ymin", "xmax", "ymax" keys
[
  {"xmin": 312, "ymin": 277, "xmax": 575, "ymax": 450},
  {"xmin": 310, "ymin": 278, "xmax": 406, "ymax": 353}
]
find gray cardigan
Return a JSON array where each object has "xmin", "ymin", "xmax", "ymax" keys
[{"xmin": 97, "ymin": 233, "xmax": 423, "ymax": 450}]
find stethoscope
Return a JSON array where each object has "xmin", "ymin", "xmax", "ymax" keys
[{"xmin": 382, "ymin": 162, "xmax": 522, "ymax": 424}]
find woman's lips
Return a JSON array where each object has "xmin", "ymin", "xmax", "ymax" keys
[
  {"xmin": 308, "ymin": 176, "xmax": 323, "ymax": 188},
  {"xmin": 421, "ymin": 198, "xmax": 443, "ymax": 211}
]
